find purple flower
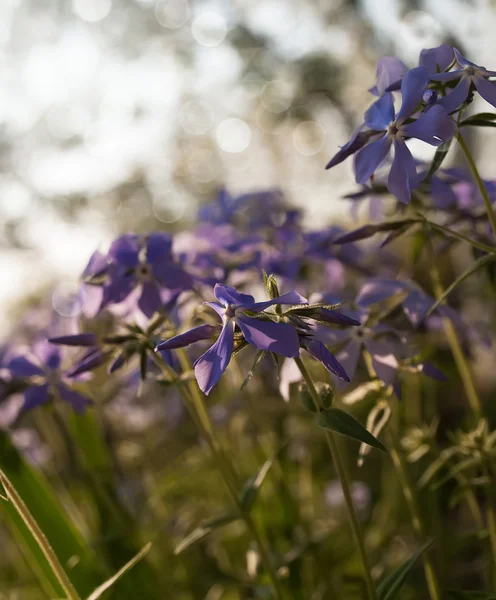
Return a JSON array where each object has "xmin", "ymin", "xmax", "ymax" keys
[
  {"xmin": 369, "ymin": 56, "xmax": 407, "ymax": 96},
  {"xmin": 157, "ymin": 284, "xmax": 306, "ymax": 394},
  {"xmin": 431, "ymin": 48, "xmax": 496, "ymax": 114},
  {"xmin": 8, "ymin": 341, "xmax": 91, "ymax": 413},
  {"xmin": 326, "ymin": 68, "xmax": 456, "ymax": 203},
  {"xmin": 48, "ymin": 333, "xmax": 109, "ymax": 377},
  {"xmin": 97, "ymin": 233, "xmax": 192, "ymax": 318}
]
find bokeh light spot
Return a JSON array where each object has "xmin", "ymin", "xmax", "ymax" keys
[
  {"xmin": 179, "ymin": 100, "xmax": 214, "ymax": 135},
  {"xmin": 260, "ymin": 80, "xmax": 292, "ymax": 113},
  {"xmin": 72, "ymin": 0, "xmax": 112, "ymax": 22},
  {"xmin": 155, "ymin": 0, "xmax": 190, "ymax": 29},
  {"xmin": 292, "ymin": 120, "xmax": 326, "ymax": 155},
  {"xmin": 192, "ymin": 12, "xmax": 227, "ymax": 47},
  {"xmin": 52, "ymin": 283, "xmax": 85, "ymax": 318},
  {"xmin": 216, "ymin": 118, "xmax": 251, "ymax": 153}
]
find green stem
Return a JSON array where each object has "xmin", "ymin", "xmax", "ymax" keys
[
  {"xmin": 0, "ymin": 469, "xmax": 82, "ymax": 600},
  {"xmin": 156, "ymin": 350, "xmax": 285, "ymax": 600},
  {"xmin": 387, "ymin": 433, "xmax": 442, "ymax": 600},
  {"xmin": 456, "ymin": 130, "xmax": 496, "ymax": 238},
  {"xmin": 362, "ymin": 352, "xmax": 441, "ymax": 600},
  {"xmin": 294, "ymin": 357, "xmax": 377, "ymax": 600},
  {"xmin": 427, "ymin": 245, "xmax": 483, "ymax": 418},
  {"xmin": 483, "ymin": 465, "xmax": 496, "ymax": 588}
]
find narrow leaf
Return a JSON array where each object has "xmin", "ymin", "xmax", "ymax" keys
[
  {"xmin": 239, "ymin": 454, "xmax": 278, "ymax": 512},
  {"xmin": 0, "ymin": 469, "xmax": 82, "ymax": 600},
  {"xmin": 424, "ymin": 220, "xmax": 496, "ymax": 255},
  {"xmin": 240, "ymin": 350, "xmax": 267, "ymax": 392},
  {"xmin": 317, "ymin": 408, "xmax": 387, "ymax": 451},
  {"xmin": 87, "ymin": 542, "xmax": 152, "ymax": 600},
  {"xmin": 332, "ymin": 220, "xmax": 418, "ymax": 244},
  {"xmin": 174, "ymin": 513, "xmax": 240, "ymax": 555},
  {"xmin": 423, "ymin": 138, "xmax": 452, "ymax": 182},
  {"xmin": 377, "ymin": 539, "xmax": 434, "ymax": 600},
  {"xmin": 425, "ymin": 253, "xmax": 496, "ymax": 318},
  {"xmin": 447, "ymin": 591, "xmax": 496, "ymax": 599}
]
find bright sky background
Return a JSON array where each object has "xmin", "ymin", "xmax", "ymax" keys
[{"xmin": 0, "ymin": 0, "xmax": 494, "ymax": 334}]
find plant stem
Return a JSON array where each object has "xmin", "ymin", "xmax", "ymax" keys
[
  {"xmin": 427, "ymin": 245, "xmax": 483, "ymax": 418},
  {"xmin": 456, "ymin": 130, "xmax": 496, "ymax": 238},
  {"xmin": 156, "ymin": 350, "xmax": 285, "ymax": 600},
  {"xmin": 0, "ymin": 469, "xmax": 82, "ymax": 600},
  {"xmin": 294, "ymin": 356, "xmax": 377, "ymax": 600},
  {"xmin": 387, "ymin": 433, "xmax": 442, "ymax": 600}
]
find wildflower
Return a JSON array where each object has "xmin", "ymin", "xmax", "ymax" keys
[
  {"xmin": 157, "ymin": 284, "xmax": 305, "ymax": 394},
  {"xmin": 157, "ymin": 282, "xmax": 359, "ymax": 394},
  {"xmin": 431, "ymin": 48, "xmax": 496, "ymax": 114},
  {"xmin": 8, "ymin": 341, "xmax": 91, "ymax": 413},
  {"xmin": 87, "ymin": 233, "xmax": 192, "ymax": 318},
  {"xmin": 326, "ymin": 67, "xmax": 456, "ymax": 203}
]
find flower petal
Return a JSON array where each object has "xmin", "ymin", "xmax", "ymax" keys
[
  {"xmin": 236, "ymin": 315, "xmax": 300, "ymax": 357},
  {"xmin": 453, "ymin": 47, "xmax": 477, "ymax": 68},
  {"xmin": 8, "ymin": 356, "xmax": 44, "ymax": 378},
  {"xmin": 325, "ymin": 127, "xmax": 377, "ymax": 170},
  {"xmin": 364, "ymin": 93, "xmax": 395, "ymax": 130},
  {"xmin": 194, "ymin": 320, "xmax": 235, "ymax": 394},
  {"xmin": 371, "ymin": 57, "xmax": 407, "ymax": 96},
  {"xmin": 23, "ymin": 384, "xmax": 50, "ymax": 410},
  {"xmin": 57, "ymin": 383, "xmax": 92, "ymax": 414},
  {"xmin": 396, "ymin": 67, "xmax": 430, "ymax": 122},
  {"xmin": 146, "ymin": 232, "xmax": 173, "ymax": 263},
  {"xmin": 438, "ymin": 76, "xmax": 471, "ymax": 114},
  {"xmin": 354, "ymin": 135, "xmax": 391, "ymax": 184},
  {"xmin": 214, "ymin": 283, "xmax": 255, "ymax": 307},
  {"xmin": 356, "ymin": 279, "xmax": 407, "ymax": 306},
  {"xmin": 402, "ymin": 105, "xmax": 455, "ymax": 146},
  {"xmin": 108, "ymin": 234, "xmax": 140, "ymax": 268},
  {"xmin": 419, "ymin": 44, "xmax": 454, "ymax": 74},
  {"xmin": 156, "ymin": 324, "xmax": 219, "ymax": 351},
  {"xmin": 474, "ymin": 75, "xmax": 496, "ymax": 108},
  {"xmin": 49, "ymin": 334, "xmax": 98, "ymax": 347},
  {"xmin": 363, "ymin": 339, "xmax": 398, "ymax": 386},
  {"xmin": 138, "ymin": 282, "xmax": 162, "ymax": 318},
  {"xmin": 430, "ymin": 70, "xmax": 464, "ymax": 83},
  {"xmin": 336, "ymin": 338, "xmax": 362, "ymax": 383},
  {"xmin": 243, "ymin": 290, "xmax": 308, "ymax": 312},
  {"xmin": 303, "ymin": 339, "xmax": 349, "ymax": 381},
  {"xmin": 66, "ymin": 350, "xmax": 108, "ymax": 377},
  {"xmin": 387, "ymin": 140, "xmax": 417, "ymax": 204}
]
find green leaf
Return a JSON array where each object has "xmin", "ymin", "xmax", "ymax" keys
[
  {"xmin": 317, "ymin": 408, "xmax": 387, "ymax": 451},
  {"xmin": 240, "ymin": 349, "xmax": 267, "ymax": 392},
  {"xmin": 239, "ymin": 452, "xmax": 280, "ymax": 512},
  {"xmin": 377, "ymin": 539, "xmax": 434, "ymax": 600},
  {"xmin": 423, "ymin": 138, "xmax": 452, "ymax": 182},
  {"xmin": 423, "ymin": 219, "xmax": 496, "ymax": 255},
  {"xmin": 447, "ymin": 591, "xmax": 496, "ymax": 599},
  {"xmin": 87, "ymin": 542, "xmax": 152, "ymax": 600},
  {"xmin": 174, "ymin": 513, "xmax": 240, "ymax": 555},
  {"xmin": 460, "ymin": 113, "xmax": 496, "ymax": 128},
  {"xmin": 425, "ymin": 253, "xmax": 496, "ymax": 318},
  {"xmin": 0, "ymin": 469, "xmax": 82, "ymax": 600},
  {"xmin": 0, "ymin": 431, "xmax": 102, "ymax": 598}
]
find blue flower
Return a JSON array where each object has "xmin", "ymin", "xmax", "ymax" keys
[
  {"xmin": 431, "ymin": 48, "xmax": 496, "ymax": 114},
  {"xmin": 7, "ymin": 341, "xmax": 91, "ymax": 413},
  {"xmin": 157, "ymin": 284, "xmax": 305, "ymax": 394},
  {"xmin": 98, "ymin": 233, "xmax": 192, "ymax": 318},
  {"xmin": 326, "ymin": 67, "xmax": 456, "ymax": 204}
]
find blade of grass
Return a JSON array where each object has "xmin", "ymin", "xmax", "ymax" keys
[{"xmin": 0, "ymin": 468, "xmax": 82, "ymax": 600}]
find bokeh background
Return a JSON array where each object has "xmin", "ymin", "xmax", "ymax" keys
[
  {"xmin": 1, "ymin": 2, "xmax": 496, "ymax": 599},
  {"xmin": 2, "ymin": 0, "xmax": 496, "ymax": 332}
]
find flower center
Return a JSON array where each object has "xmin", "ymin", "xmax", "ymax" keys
[
  {"xmin": 136, "ymin": 263, "xmax": 152, "ymax": 281},
  {"xmin": 225, "ymin": 304, "xmax": 236, "ymax": 318},
  {"xmin": 387, "ymin": 123, "xmax": 399, "ymax": 138}
]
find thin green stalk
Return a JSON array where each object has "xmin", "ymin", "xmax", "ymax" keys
[
  {"xmin": 456, "ymin": 131, "xmax": 496, "ymax": 238},
  {"xmin": 362, "ymin": 352, "xmax": 441, "ymax": 600},
  {"xmin": 386, "ymin": 433, "xmax": 442, "ymax": 600},
  {"xmin": 0, "ymin": 468, "xmax": 82, "ymax": 600},
  {"xmin": 483, "ymin": 465, "xmax": 496, "ymax": 588},
  {"xmin": 294, "ymin": 356, "xmax": 377, "ymax": 600},
  {"xmin": 426, "ymin": 242, "xmax": 483, "ymax": 418},
  {"xmin": 155, "ymin": 350, "xmax": 286, "ymax": 600}
]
